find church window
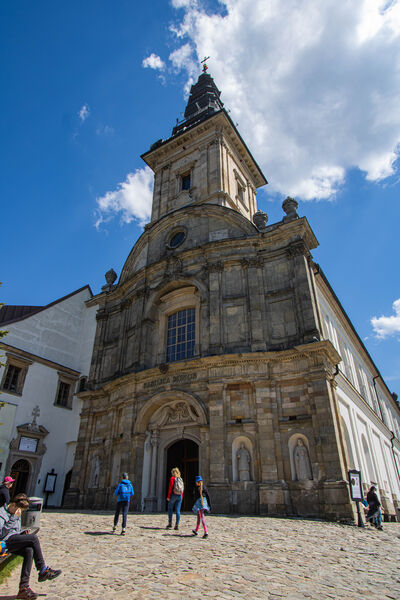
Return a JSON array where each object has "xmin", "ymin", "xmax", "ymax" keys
[
  {"xmin": 3, "ymin": 365, "xmax": 22, "ymax": 392},
  {"xmin": 181, "ymin": 173, "xmax": 191, "ymax": 191},
  {"xmin": 167, "ymin": 308, "xmax": 195, "ymax": 362},
  {"xmin": 54, "ymin": 372, "xmax": 76, "ymax": 409},
  {"xmin": 168, "ymin": 230, "xmax": 186, "ymax": 249},
  {"xmin": 1, "ymin": 354, "xmax": 31, "ymax": 395}
]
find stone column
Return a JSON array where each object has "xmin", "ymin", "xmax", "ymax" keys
[
  {"xmin": 208, "ymin": 383, "xmax": 227, "ymax": 512},
  {"xmin": 209, "ymin": 263, "xmax": 223, "ymax": 353},
  {"xmin": 144, "ymin": 429, "xmax": 159, "ymax": 512},
  {"xmin": 243, "ymin": 258, "xmax": 267, "ymax": 351}
]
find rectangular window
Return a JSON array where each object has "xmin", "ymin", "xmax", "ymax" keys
[
  {"xmin": 55, "ymin": 381, "xmax": 71, "ymax": 407},
  {"xmin": 3, "ymin": 365, "xmax": 22, "ymax": 392},
  {"xmin": 167, "ymin": 308, "xmax": 195, "ymax": 362},
  {"xmin": 181, "ymin": 173, "xmax": 191, "ymax": 191}
]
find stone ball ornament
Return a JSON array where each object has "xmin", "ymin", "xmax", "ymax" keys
[
  {"xmin": 282, "ymin": 197, "xmax": 299, "ymax": 221},
  {"xmin": 105, "ymin": 268, "xmax": 118, "ymax": 285},
  {"xmin": 252, "ymin": 210, "xmax": 268, "ymax": 230}
]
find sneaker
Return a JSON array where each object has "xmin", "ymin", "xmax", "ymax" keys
[
  {"xmin": 112, "ymin": 526, "xmax": 117, "ymax": 533},
  {"xmin": 166, "ymin": 523, "xmax": 172, "ymax": 529},
  {"xmin": 121, "ymin": 529, "xmax": 126, "ymax": 536},
  {"xmin": 192, "ymin": 529, "xmax": 198, "ymax": 536},
  {"xmin": 202, "ymin": 533, "xmax": 208, "ymax": 538},
  {"xmin": 377, "ymin": 526, "xmax": 383, "ymax": 531},
  {"xmin": 17, "ymin": 586, "xmax": 38, "ymax": 600},
  {"xmin": 174, "ymin": 524, "xmax": 179, "ymax": 530},
  {"xmin": 38, "ymin": 566, "xmax": 62, "ymax": 582}
]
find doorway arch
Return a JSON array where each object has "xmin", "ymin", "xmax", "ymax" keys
[
  {"xmin": 10, "ymin": 459, "xmax": 30, "ymax": 496},
  {"xmin": 166, "ymin": 439, "xmax": 199, "ymax": 511}
]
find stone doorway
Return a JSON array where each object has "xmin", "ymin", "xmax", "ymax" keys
[
  {"xmin": 166, "ymin": 439, "xmax": 199, "ymax": 511},
  {"xmin": 10, "ymin": 459, "xmax": 30, "ymax": 496}
]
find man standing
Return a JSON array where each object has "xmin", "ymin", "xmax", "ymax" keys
[
  {"xmin": 112, "ymin": 473, "xmax": 134, "ymax": 536},
  {"xmin": 0, "ymin": 476, "xmax": 15, "ymax": 507}
]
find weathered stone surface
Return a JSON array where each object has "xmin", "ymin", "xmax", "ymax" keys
[{"xmin": 1, "ymin": 511, "xmax": 399, "ymax": 600}]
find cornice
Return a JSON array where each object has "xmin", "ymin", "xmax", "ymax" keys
[{"xmin": 0, "ymin": 342, "xmax": 80, "ymax": 376}]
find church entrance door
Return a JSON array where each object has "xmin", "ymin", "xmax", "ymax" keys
[
  {"xmin": 166, "ymin": 439, "xmax": 198, "ymax": 511},
  {"xmin": 10, "ymin": 459, "xmax": 30, "ymax": 496}
]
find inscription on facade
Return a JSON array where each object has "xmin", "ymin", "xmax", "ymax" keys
[{"xmin": 143, "ymin": 372, "xmax": 197, "ymax": 389}]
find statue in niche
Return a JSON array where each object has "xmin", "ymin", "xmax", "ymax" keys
[
  {"xmin": 294, "ymin": 439, "xmax": 312, "ymax": 481},
  {"xmin": 236, "ymin": 443, "xmax": 251, "ymax": 481},
  {"xmin": 89, "ymin": 456, "xmax": 100, "ymax": 488}
]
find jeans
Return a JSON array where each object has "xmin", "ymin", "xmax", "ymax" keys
[
  {"xmin": 168, "ymin": 494, "xmax": 182, "ymax": 525},
  {"xmin": 367, "ymin": 505, "xmax": 382, "ymax": 527},
  {"xmin": 114, "ymin": 500, "xmax": 129, "ymax": 528},
  {"xmin": 6, "ymin": 533, "xmax": 46, "ymax": 586}
]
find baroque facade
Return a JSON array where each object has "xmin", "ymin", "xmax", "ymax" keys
[{"xmin": 66, "ymin": 72, "xmax": 400, "ymax": 520}]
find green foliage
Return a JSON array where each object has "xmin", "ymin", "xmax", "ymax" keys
[{"xmin": 0, "ymin": 555, "xmax": 23, "ymax": 584}]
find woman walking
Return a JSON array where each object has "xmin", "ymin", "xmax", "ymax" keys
[
  {"xmin": 166, "ymin": 467, "xmax": 184, "ymax": 530},
  {"xmin": 192, "ymin": 476, "xmax": 211, "ymax": 538},
  {"xmin": 366, "ymin": 485, "xmax": 383, "ymax": 530},
  {"xmin": 112, "ymin": 473, "xmax": 134, "ymax": 535}
]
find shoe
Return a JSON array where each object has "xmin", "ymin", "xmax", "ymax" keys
[
  {"xmin": 202, "ymin": 533, "xmax": 208, "ymax": 538},
  {"xmin": 174, "ymin": 524, "xmax": 179, "ymax": 530},
  {"xmin": 17, "ymin": 586, "xmax": 38, "ymax": 599},
  {"xmin": 166, "ymin": 523, "xmax": 172, "ymax": 529},
  {"xmin": 377, "ymin": 526, "xmax": 383, "ymax": 530},
  {"xmin": 112, "ymin": 526, "xmax": 117, "ymax": 533},
  {"xmin": 38, "ymin": 566, "xmax": 62, "ymax": 582},
  {"xmin": 121, "ymin": 529, "xmax": 126, "ymax": 536},
  {"xmin": 192, "ymin": 529, "xmax": 198, "ymax": 535}
]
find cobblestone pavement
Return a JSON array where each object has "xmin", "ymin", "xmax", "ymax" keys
[{"xmin": 1, "ymin": 511, "xmax": 399, "ymax": 600}]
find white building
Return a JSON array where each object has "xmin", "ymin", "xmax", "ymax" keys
[
  {"xmin": 0, "ymin": 285, "xmax": 97, "ymax": 507},
  {"xmin": 315, "ymin": 267, "xmax": 400, "ymax": 517}
]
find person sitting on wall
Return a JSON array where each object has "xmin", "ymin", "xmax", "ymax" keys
[
  {"xmin": 0, "ymin": 492, "xmax": 61, "ymax": 600},
  {"xmin": 0, "ymin": 476, "xmax": 15, "ymax": 507}
]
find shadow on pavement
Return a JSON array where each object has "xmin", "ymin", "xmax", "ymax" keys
[
  {"xmin": 162, "ymin": 533, "xmax": 196, "ymax": 538},
  {"xmin": 83, "ymin": 531, "xmax": 114, "ymax": 536},
  {"xmin": 139, "ymin": 526, "xmax": 165, "ymax": 530}
]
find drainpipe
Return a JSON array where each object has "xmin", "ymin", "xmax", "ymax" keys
[{"xmin": 372, "ymin": 375, "xmax": 384, "ymax": 422}]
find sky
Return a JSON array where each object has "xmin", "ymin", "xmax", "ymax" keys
[{"xmin": 1, "ymin": 0, "xmax": 400, "ymax": 392}]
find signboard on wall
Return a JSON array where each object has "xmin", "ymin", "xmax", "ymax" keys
[
  {"xmin": 19, "ymin": 436, "xmax": 38, "ymax": 453},
  {"xmin": 348, "ymin": 469, "xmax": 363, "ymax": 501}
]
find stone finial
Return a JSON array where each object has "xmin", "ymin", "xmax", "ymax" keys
[
  {"xmin": 282, "ymin": 197, "xmax": 299, "ymax": 222},
  {"xmin": 253, "ymin": 210, "xmax": 268, "ymax": 231},
  {"xmin": 105, "ymin": 268, "xmax": 117, "ymax": 285},
  {"xmin": 28, "ymin": 405, "xmax": 40, "ymax": 431}
]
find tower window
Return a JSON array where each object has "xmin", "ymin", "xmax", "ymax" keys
[
  {"xmin": 181, "ymin": 173, "xmax": 191, "ymax": 191},
  {"xmin": 167, "ymin": 308, "xmax": 195, "ymax": 362}
]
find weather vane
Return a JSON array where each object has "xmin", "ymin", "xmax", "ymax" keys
[{"xmin": 201, "ymin": 56, "xmax": 210, "ymax": 73}]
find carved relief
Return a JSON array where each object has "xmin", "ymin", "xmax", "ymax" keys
[{"xmin": 150, "ymin": 400, "xmax": 200, "ymax": 429}]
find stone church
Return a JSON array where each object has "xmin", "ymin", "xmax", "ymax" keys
[{"xmin": 65, "ymin": 71, "xmax": 400, "ymax": 520}]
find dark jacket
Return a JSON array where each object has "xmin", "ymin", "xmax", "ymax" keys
[
  {"xmin": 366, "ymin": 490, "xmax": 380, "ymax": 509},
  {"xmin": 0, "ymin": 485, "xmax": 10, "ymax": 508},
  {"xmin": 193, "ymin": 485, "xmax": 212, "ymax": 511},
  {"xmin": 114, "ymin": 479, "xmax": 134, "ymax": 502}
]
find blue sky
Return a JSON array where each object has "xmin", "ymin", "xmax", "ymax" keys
[{"xmin": 1, "ymin": 0, "xmax": 399, "ymax": 391}]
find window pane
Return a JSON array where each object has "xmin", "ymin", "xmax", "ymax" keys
[
  {"xmin": 3, "ymin": 365, "xmax": 21, "ymax": 392},
  {"xmin": 167, "ymin": 308, "xmax": 195, "ymax": 362}
]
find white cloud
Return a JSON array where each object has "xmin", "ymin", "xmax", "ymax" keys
[
  {"xmin": 78, "ymin": 104, "xmax": 90, "ymax": 122},
  {"xmin": 371, "ymin": 298, "xmax": 400, "ymax": 339},
  {"xmin": 166, "ymin": 0, "xmax": 400, "ymax": 200},
  {"xmin": 142, "ymin": 53, "xmax": 166, "ymax": 71},
  {"xmin": 95, "ymin": 167, "xmax": 153, "ymax": 229},
  {"xmin": 96, "ymin": 125, "xmax": 114, "ymax": 136}
]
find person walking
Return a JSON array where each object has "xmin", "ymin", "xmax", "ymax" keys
[
  {"xmin": 112, "ymin": 473, "xmax": 134, "ymax": 535},
  {"xmin": 191, "ymin": 476, "xmax": 211, "ymax": 538},
  {"xmin": 0, "ymin": 493, "xmax": 61, "ymax": 600},
  {"xmin": 166, "ymin": 467, "xmax": 184, "ymax": 531},
  {"xmin": 366, "ymin": 485, "xmax": 383, "ymax": 530},
  {"xmin": 0, "ymin": 476, "xmax": 15, "ymax": 507}
]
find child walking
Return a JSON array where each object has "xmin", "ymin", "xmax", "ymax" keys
[{"xmin": 192, "ymin": 476, "xmax": 211, "ymax": 538}]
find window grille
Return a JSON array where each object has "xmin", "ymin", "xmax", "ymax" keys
[{"xmin": 167, "ymin": 308, "xmax": 195, "ymax": 362}]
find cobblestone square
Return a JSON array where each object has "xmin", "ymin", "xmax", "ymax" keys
[{"xmin": 1, "ymin": 511, "xmax": 399, "ymax": 600}]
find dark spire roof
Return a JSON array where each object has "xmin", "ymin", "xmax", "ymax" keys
[{"xmin": 172, "ymin": 72, "xmax": 224, "ymax": 136}]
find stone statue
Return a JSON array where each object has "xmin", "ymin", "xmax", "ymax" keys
[
  {"xmin": 89, "ymin": 456, "xmax": 100, "ymax": 488},
  {"xmin": 294, "ymin": 439, "xmax": 312, "ymax": 481},
  {"xmin": 236, "ymin": 443, "xmax": 251, "ymax": 481},
  {"xmin": 253, "ymin": 210, "xmax": 268, "ymax": 230},
  {"xmin": 282, "ymin": 196, "xmax": 299, "ymax": 222}
]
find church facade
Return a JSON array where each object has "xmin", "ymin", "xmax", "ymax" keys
[{"xmin": 66, "ymin": 72, "xmax": 400, "ymax": 520}]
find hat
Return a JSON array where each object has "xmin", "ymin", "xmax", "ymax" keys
[
  {"xmin": 3, "ymin": 477, "xmax": 15, "ymax": 484},
  {"xmin": 195, "ymin": 476, "xmax": 203, "ymax": 482}
]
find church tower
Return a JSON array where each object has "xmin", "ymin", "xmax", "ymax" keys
[
  {"xmin": 142, "ymin": 72, "xmax": 266, "ymax": 223},
  {"xmin": 66, "ymin": 69, "xmax": 361, "ymax": 523}
]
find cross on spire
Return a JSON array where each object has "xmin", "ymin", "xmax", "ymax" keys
[{"xmin": 201, "ymin": 56, "xmax": 210, "ymax": 73}]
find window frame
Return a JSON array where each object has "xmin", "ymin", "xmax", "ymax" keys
[
  {"xmin": 166, "ymin": 307, "xmax": 196, "ymax": 363},
  {"xmin": 157, "ymin": 286, "xmax": 200, "ymax": 364},
  {"xmin": 54, "ymin": 371, "xmax": 76, "ymax": 410},
  {"xmin": 0, "ymin": 353, "xmax": 32, "ymax": 396}
]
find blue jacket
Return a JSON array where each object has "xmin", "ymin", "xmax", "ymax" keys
[{"xmin": 114, "ymin": 479, "xmax": 134, "ymax": 502}]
